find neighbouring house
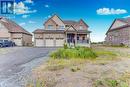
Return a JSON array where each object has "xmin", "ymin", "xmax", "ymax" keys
[
  {"xmin": 33, "ymin": 14, "xmax": 91, "ymax": 47},
  {"xmin": 0, "ymin": 17, "xmax": 32, "ymax": 46},
  {"xmin": 105, "ymin": 17, "xmax": 130, "ymax": 47}
]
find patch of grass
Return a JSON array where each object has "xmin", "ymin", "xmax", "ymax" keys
[
  {"xmin": 97, "ymin": 72, "xmax": 130, "ymax": 87},
  {"xmin": 26, "ymin": 80, "xmax": 44, "ymax": 87},
  {"xmin": 49, "ymin": 47, "xmax": 118, "ymax": 70},
  {"xmin": 91, "ymin": 48, "xmax": 118, "ymax": 65},
  {"xmin": 50, "ymin": 47, "xmax": 97, "ymax": 59},
  {"xmin": 106, "ymin": 79, "xmax": 119, "ymax": 87},
  {"xmin": 94, "ymin": 78, "xmax": 129, "ymax": 87},
  {"xmin": 95, "ymin": 50, "xmax": 117, "ymax": 58}
]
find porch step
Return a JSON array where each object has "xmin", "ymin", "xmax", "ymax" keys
[{"xmin": 68, "ymin": 43, "xmax": 75, "ymax": 48}]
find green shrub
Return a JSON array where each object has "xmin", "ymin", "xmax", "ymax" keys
[
  {"xmin": 50, "ymin": 47, "xmax": 97, "ymax": 59},
  {"xmin": 64, "ymin": 43, "xmax": 68, "ymax": 49},
  {"xmin": 106, "ymin": 79, "xmax": 119, "ymax": 87}
]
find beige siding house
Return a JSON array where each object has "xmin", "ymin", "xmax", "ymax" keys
[
  {"xmin": 33, "ymin": 15, "xmax": 91, "ymax": 47},
  {"xmin": 0, "ymin": 17, "xmax": 32, "ymax": 46},
  {"xmin": 105, "ymin": 17, "xmax": 130, "ymax": 47}
]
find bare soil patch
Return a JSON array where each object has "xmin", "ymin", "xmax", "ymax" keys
[{"xmin": 28, "ymin": 46, "xmax": 130, "ymax": 87}]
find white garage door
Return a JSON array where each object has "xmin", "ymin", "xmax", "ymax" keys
[
  {"xmin": 35, "ymin": 39, "xmax": 44, "ymax": 47},
  {"xmin": 56, "ymin": 38, "xmax": 64, "ymax": 47},
  {"xmin": 45, "ymin": 38, "xmax": 54, "ymax": 47},
  {"xmin": 13, "ymin": 38, "xmax": 22, "ymax": 46}
]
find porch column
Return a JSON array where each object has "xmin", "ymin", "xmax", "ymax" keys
[
  {"xmin": 75, "ymin": 32, "xmax": 77, "ymax": 45},
  {"xmin": 87, "ymin": 33, "xmax": 90, "ymax": 44},
  {"xmin": 65, "ymin": 32, "xmax": 67, "ymax": 43}
]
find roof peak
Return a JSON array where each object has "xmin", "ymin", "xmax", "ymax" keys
[{"xmin": 0, "ymin": 17, "xmax": 3, "ymax": 19}]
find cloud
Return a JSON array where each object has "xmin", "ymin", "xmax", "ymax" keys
[
  {"xmin": 44, "ymin": 4, "xmax": 49, "ymax": 8},
  {"xmin": 97, "ymin": 8, "xmax": 127, "ymax": 15},
  {"xmin": 123, "ymin": 15, "xmax": 130, "ymax": 18},
  {"xmin": 19, "ymin": 22, "xmax": 25, "ymax": 26},
  {"xmin": 14, "ymin": 1, "xmax": 37, "ymax": 14},
  {"xmin": 48, "ymin": 15, "xmax": 51, "ymax": 18},
  {"xmin": 22, "ymin": 15, "xmax": 29, "ymax": 18},
  {"xmin": 28, "ymin": 20, "xmax": 36, "ymax": 23},
  {"xmin": 24, "ymin": 0, "xmax": 33, "ymax": 4},
  {"xmin": 44, "ymin": 15, "xmax": 51, "ymax": 19}
]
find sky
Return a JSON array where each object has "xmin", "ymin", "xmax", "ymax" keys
[{"xmin": 1, "ymin": 0, "xmax": 130, "ymax": 42}]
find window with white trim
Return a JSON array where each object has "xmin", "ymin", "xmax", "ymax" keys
[
  {"xmin": 59, "ymin": 26, "xmax": 64, "ymax": 29},
  {"xmin": 48, "ymin": 25, "xmax": 53, "ymax": 29},
  {"xmin": 79, "ymin": 25, "xmax": 83, "ymax": 29}
]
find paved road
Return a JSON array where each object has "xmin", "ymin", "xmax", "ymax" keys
[{"xmin": 0, "ymin": 47, "xmax": 56, "ymax": 87}]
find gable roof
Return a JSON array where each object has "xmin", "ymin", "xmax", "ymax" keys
[
  {"xmin": 118, "ymin": 18, "xmax": 130, "ymax": 24},
  {"xmin": 63, "ymin": 20, "xmax": 77, "ymax": 26},
  {"xmin": 44, "ymin": 14, "xmax": 89, "ymax": 28},
  {"xmin": 44, "ymin": 14, "xmax": 65, "ymax": 26},
  {"xmin": 35, "ymin": 14, "xmax": 90, "ymax": 34},
  {"xmin": 63, "ymin": 19, "xmax": 89, "ymax": 28},
  {"xmin": 106, "ymin": 18, "xmax": 130, "ymax": 34},
  {"xmin": 78, "ymin": 19, "xmax": 89, "ymax": 27},
  {"xmin": 0, "ymin": 17, "xmax": 32, "ymax": 36},
  {"xmin": 65, "ymin": 25, "xmax": 77, "ymax": 32}
]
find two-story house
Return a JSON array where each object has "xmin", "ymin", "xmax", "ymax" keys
[
  {"xmin": 105, "ymin": 17, "xmax": 130, "ymax": 47},
  {"xmin": 33, "ymin": 15, "xmax": 91, "ymax": 47}
]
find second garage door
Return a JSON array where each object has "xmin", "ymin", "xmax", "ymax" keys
[
  {"xmin": 35, "ymin": 39, "xmax": 44, "ymax": 47},
  {"xmin": 45, "ymin": 38, "xmax": 54, "ymax": 47}
]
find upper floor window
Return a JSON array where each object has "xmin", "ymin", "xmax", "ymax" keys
[
  {"xmin": 79, "ymin": 25, "xmax": 83, "ymax": 29},
  {"xmin": 65, "ymin": 25, "xmax": 70, "ymax": 28},
  {"xmin": 59, "ymin": 26, "xmax": 64, "ymax": 29},
  {"xmin": 48, "ymin": 25, "xmax": 53, "ymax": 29}
]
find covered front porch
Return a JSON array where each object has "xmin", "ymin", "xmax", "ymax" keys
[
  {"xmin": 64, "ymin": 26, "xmax": 91, "ymax": 47},
  {"xmin": 65, "ymin": 32, "xmax": 91, "ymax": 47}
]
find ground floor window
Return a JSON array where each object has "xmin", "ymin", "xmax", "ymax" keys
[{"xmin": 82, "ymin": 36, "xmax": 85, "ymax": 40}]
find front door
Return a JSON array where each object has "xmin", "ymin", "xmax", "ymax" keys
[{"xmin": 67, "ymin": 33, "xmax": 75, "ymax": 44}]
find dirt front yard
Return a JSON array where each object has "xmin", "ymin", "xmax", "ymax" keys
[{"xmin": 28, "ymin": 46, "xmax": 130, "ymax": 87}]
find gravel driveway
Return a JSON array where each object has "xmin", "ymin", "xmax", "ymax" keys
[{"xmin": 0, "ymin": 47, "xmax": 56, "ymax": 87}]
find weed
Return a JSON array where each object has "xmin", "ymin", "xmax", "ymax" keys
[
  {"xmin": 50, "ymin": 47, "xmax": 97, "ymax": 59},
  {"xmin": 71, "ymin": 66, "xmax": 80, "ymax": 72}
]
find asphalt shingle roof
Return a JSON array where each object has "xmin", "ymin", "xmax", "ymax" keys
[
  {"xmin": 118, "ymin": 17, "xmax": 130, "ymax": 24},
  {"xmin": 63, "ymin": 20, "xmax": 78, "ymax": 25},
  {"xmin": 0, "ymin": 17, "xmax": 32, "ymax": 36}
]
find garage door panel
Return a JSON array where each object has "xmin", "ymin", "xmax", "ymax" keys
[
  {"xmin": 56, "ymin": 38, "xmax": 64, "ymax": 47},
  {"xmin": 36, "ymin": 39, "xmax": 44, "ymax": 47},
  {"xmin": 45, "ymin": 38, "xmax": 54, "ymax": 47},
  {"xmin": 13, "ymin": 38, "xmax": 22, "ymax": 46}
]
